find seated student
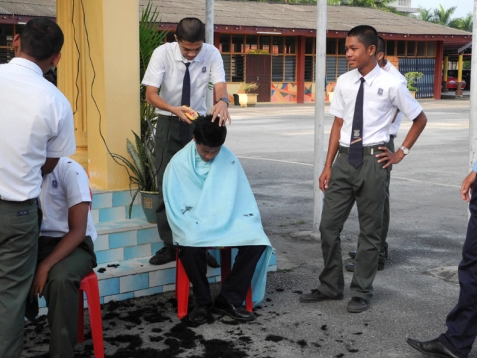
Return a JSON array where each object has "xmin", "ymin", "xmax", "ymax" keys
[
  {"xmin": 28, "ymin": 157, "xmax": 97, "ymax": 358},
  {"xmin": 163, "ymin": 115, "xmax": 272, "ymax": 325}
]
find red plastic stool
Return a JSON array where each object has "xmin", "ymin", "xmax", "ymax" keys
[
  {"xmin": 175, "ymin": 247, "xmax": 253, "ymax": 319},
  {"xmin": 78, "ymin": 271, "xmax": 104, "ymax": 358}
]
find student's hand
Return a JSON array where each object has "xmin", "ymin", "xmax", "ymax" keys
[
  {"xmin": 30, "ymin": 263, "xmax": 50, "ymax": 299},
  {"xmin": 376, "ymin": 146, "xmax": 404, "ymax": 168},
  {"xmin": 171, "ymin": 106, "xmax": 193, "ymax": 124},
  {"xmin": 210, "ymin": 100, "xmax": 230, "ymax": 126},
  {"xmin": 319, "ymin": 167, "xmax": 332, "ymax": 192},
  {"xmin": 461, "ymin": 171, "xmax": 476, "ymax": 202}
]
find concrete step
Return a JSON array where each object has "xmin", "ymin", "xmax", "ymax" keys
[
  {"xmin": 38, "ymin": 246, "xmax": 277, "ymax": 314},
  {"xmin": 37, "ymin": 213, "xmax": 277, "ymax": 314}
]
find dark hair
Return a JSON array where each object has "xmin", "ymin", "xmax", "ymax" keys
[
  {"xmin": 377, "ymin": 36, "xmax": 386, "ymax": 55},
  {"xmin": 193, "ymin": 115, "xmax": 227, "ymax": 147},
  {"xmin": 20, "ymin": 18, "xmax": 64, "ymax": 61},
  {"xmin": 347, "ymin": 25, "xmax": 378, "ymax": 51},
  {"xmin": 176, "ymin": 18, "xmax": 205, "ymax": 43}
]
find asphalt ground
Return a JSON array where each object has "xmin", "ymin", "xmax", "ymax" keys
[{"xmin": 23, "ymin": 98, "xmax": 474, "ymax": 357}]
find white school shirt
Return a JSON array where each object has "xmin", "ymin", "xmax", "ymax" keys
[
  {"xmin": 39, "ymin": 158, "xmax": 97, "ymax": 242},
  {"xmin": 141, "ymin": 42, "xmax": 226, "ymax": 116},
  {"xmin": 0, "ymin": 58, "xmax": 76, "ymax": 201},
  {"xmin": 383, "ymin": 61, "xmax": 407, "ymax": 137},
  {"xmin": 329, "ymin": 63, "xmax": 422, "ymax": 147}
]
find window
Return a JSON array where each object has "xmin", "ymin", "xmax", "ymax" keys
[
  {"xmin": 272, "ymin": 36, "xmax": 283, "ymax": 54},
  {"xmin": 397, "ymin": 41, "xmax": 406, "ymax": 56},
  {"xmin": 232, "ymin": 55, "xmax": 244, "ymax": 82},
  {"xmin": 284, "ymin": 36, "xmax": 296, "ymax": 54},
  {"xmin": 245, "ymin": 35, "xmax": 258, "ymax": 53},
  {"xmin": 221, "ymin": 54, "xmax": 244, "ymax": 82},
  {"xmin": 304, "ymin": 56, "xmax": 314, "ymax": 82},
  {"xmin": 305, "ymin": 37, "xmax": 314, "ymax": 54},
  {"xmin": 260, "ymin": 36, "xmax": 271, "ymax": 52},
  {"xmin": 326, "ymin": 38, "xmax": 337, "ymax": 55},
  {"xmin": 272, "ymin": 56, "xmax": 283, "ymax": 81},
  {"xmin": 417, "ymin": 42, "xmax": 426, "ymax": 56},
  {"xmin": 338, "ymin": 39, "xmax": 346, "ymax": 55},
  {"xmin": 232, "ymin": 35, "xmax": 244, "ymax": 53},
  {"xmin": 407, "ymin": 41, "xmax": 416, "ymax": 56},
  {"xmin": 220, "ymin": 34, "xmax": 230, "ymax": 53},
  {"xmin": 386, "ymin": 40, "xmax": 395, "ymax": 56},
  {"xmin": 427, "ymin": 41, "xmax": 435, "ymax": 56},
  {"xmin": 272, "ymin": 56, "xmax": 296, "ymax": 82},
  {"xmin": 284, "ymin": 57, "xmax": 296, "ymax": 81}
]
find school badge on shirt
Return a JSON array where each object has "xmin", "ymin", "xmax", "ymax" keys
[
  {"xmin": 202, "ymin": 67, "xmax": 207, "ymax": 73},
  {"xmin": 52, "ymin": 180, "xmax": 58, "ymax": 189},
  {"xmin": 378, "ymin": 88, "xmax": 383, "ymax": 96}
]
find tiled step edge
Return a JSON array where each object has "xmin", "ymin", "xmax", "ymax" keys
[{"xmin": 38, "ymin": 248, "xmax": 277, "ymax": 314}]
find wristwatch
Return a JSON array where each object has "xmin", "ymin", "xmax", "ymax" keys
[
  {"xmin": 218, "ymin": 97, "xmax": 230, "ymax": 107},
  {"xmin": 400, "ymin": 146, "xmax": 410, "ymax": 155}
]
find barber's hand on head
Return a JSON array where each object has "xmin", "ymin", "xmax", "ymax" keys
[
  {"xmin": 319, "ymin": 167, "xmax": 332, "ymax": 192},
  {"xmin": 30, "ymin": 262, "xmax": 50, "ymax": 300},
  {"xmin": 171, "ymin": 106, "xmax": 193, "ymax": 125},
  {"xmin": 210, "ymin": 100, "xmax": 231, "ymax": 127},
  {"xmin": 461, "ymin": 171, "xmax": 476, "ymax": 202},
  {"xmin": 376, "ymin": 146, "xmax": 404, "ymax": 169}
]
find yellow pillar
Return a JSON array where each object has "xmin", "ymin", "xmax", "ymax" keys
[
  {"xmin": 56, "ymin": 0, "xmax": 140, "ymax": 190},
  {"xmin": 442, "ymin": 55, "xmax": 448, "ymax": 93},
  {"xmin": 456, "ymin": 52, "xmax": 464, "ymax": 96}
]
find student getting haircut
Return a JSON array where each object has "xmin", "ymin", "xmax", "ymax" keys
[
  {"xmin": 377, "ymin": 36, "xmax": 386, "ymax": 55},
  {"xmin": 347, "ymin": 25, "xmax": 378, "ymax": 51},
  {"xmin": 176, "ymin": 18, "xmax": 205, "ymax": 43},
  {"xmin": 20, "ymin": 18, "xmax": 64, "ymax": 61},
  {"xmin": 193, "ymin": 115, "xmax": 227, "ymax": 147}
]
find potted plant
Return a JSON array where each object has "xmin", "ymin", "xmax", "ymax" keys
[
  {"xmin": 404, "ymin": 71, "xmax": 423, "ymax": 99},
  {"xmin": 238, "ymin": 82, "xmax": 259, "ymax": 107},
  {"xmin": 111, "ymin": 2, "xmax": 167, "ymax": 222}
]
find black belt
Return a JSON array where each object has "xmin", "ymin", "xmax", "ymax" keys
[{"xmin": 338, "ymin": 144, "xmax": 385, "ymax": 155}]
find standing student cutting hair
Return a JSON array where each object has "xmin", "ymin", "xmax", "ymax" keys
[{"xmin": 142, "ymin": 17, "xmax": 230, "ymax": 266}]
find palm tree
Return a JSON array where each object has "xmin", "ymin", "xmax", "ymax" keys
[
  {"xmin": 449, "ymin": 12, "xmax": 473, "ymax": 32},
  {"xmin": 411, "ymin": 6, "xmax": 434, "ymax": 21},
  {"xmin": 432, "ymin": 4, "xmax": 457, "ymax": 26}
]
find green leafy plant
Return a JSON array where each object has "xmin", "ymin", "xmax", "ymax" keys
[
  {"xmin": 239, "ymin": 82, "xmax": 259, "ymax": 94},
  {"xmin": 111, "ymin": 1, "xmax": 167, "ymax": 217},
  {"xmin": 404, "ymin": 71, "xmax": 424, "ymax": 92}
]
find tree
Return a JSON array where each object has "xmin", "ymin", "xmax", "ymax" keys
[
  {"xmin": 449, "ymin": 12, "xmax": 473, "ymax": 32},
  {"xmin": 411, "ymin": 6, "xmax": 434, "ymax": 22},
  {"xmin": 432, "ymin": 4, "xmax": 457, "ymax": 26}
]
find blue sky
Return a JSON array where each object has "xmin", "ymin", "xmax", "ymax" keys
[{"xmin": 412, "ymin": 0, "xmax": 473, "ymax": 19}]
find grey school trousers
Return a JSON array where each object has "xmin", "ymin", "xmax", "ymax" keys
[
  {"xmin": 318, "ymin": 145, "xmax": 389, "ymax": 301},
  {"xmin": 0, "ymin": 198, "xmax": 38, "ymax": 358},
  {"xmin": 38, "ymin": 236, "xmax": 96, "ymax": 358}
]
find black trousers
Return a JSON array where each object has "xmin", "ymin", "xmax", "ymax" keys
[
  {"xmin": 439, "ymin": 177, "xmax": 477, "ymax": 358},
  {"xmin": 179, "ymin": 245, "xmax": 267, "ymax": 307}
]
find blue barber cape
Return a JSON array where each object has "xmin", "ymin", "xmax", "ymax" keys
[{"xmin": 163, "ymin": 141, "xmax": 272, "ymax": 305}]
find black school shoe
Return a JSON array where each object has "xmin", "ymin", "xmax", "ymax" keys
[
  {"xmin": 149, "ymin": 247, "xmax": 176, "ymax": 265},
  {"xmin": 347, "ymin": 297, "xmax": 369, "ymax": 313},
  {"xmin": 188, "ymin": 304, "xmax": 213, "ymax": 325},
  {"xmin": 212, "ymin": 295, "xmax": 255, "ymax": 321}
]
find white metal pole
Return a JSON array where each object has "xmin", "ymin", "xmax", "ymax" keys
[
  {"xmin": 205, "ymin": 0, "xmax": 215, "ymax": 113},
  {"xmin": 312, "ymin": 0, "xmax": 327, "ymax": 235},
  {"xmin": 468, "ymin": 0, "xmax": 477, "ymax": 169}
]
